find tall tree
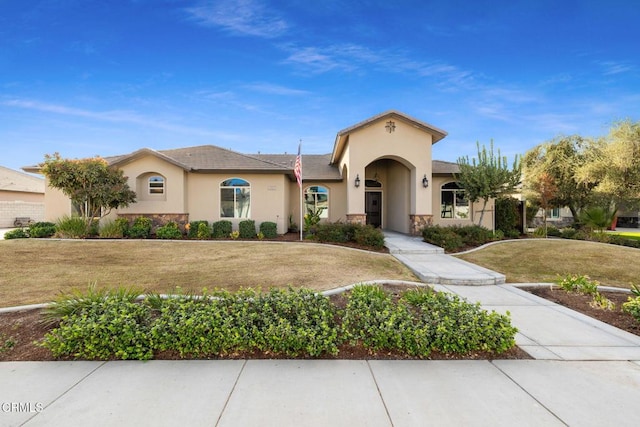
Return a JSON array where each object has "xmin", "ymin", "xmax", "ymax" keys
[
  {"xmin": 41, "ymin": 154, "xmax": 137, "ymax": 232},
  {"xmin": 522, "ymin": 135, "xmax": 595, "ymax": 222},
  {"xmin": 530, "ymin": 172, "xmax": 558, "ymax": 237},
  {"xmin": 456, "ymin": 141, "xmax": 521, "ymax": 226},
  {"xmin": 577, "ymin": 120, "xmax": 640, "ymax": 212}
]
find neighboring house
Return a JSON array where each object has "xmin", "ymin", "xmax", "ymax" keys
[
  {"xmin": 26, "ymin": 110, "xmax": 494, "ymax": 235},
  {"xmin": 532, "ymin": 206, "xmax": 639, "ymax": 229},
  {"xmin": 0, "ymin": 165, "xmax": 45, "ymax": 227}
]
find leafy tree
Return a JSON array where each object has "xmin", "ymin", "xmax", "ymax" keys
[
  {"xmin": 529, "ymin": 172, "xmax": 558, "ymax": 237},
  {"xmin": 577, "ymin": 120, "xmax": 640, "ymax": 212},
  {"xmin": 41, "ymin": 154, "xmax": 136, "ymax": 233},
  {"xmin": 456, "ymin": 141, "xmax": 521, "ymax": 226},
  {"xmin": 522, "ymin": 135, "xmax": 595, "ymax": 222}
]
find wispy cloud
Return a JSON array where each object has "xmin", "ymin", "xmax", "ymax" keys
[
  {"xmin": 598, "ymin": 60, "xmax": 633, "ymax": 76},
  {"xmin": 242, "ymin": 82, "xmax": 310, "ymax": 96},
  {"xmin": 280, "ymin": 42, "xmax": 474, "ymax": 88},
  {"xmin": 2, "ymin": 99, "xmax": 232, "ymax": 138},
  {"xmin": 185, "ymin": 0, "xmax": 288, "ymax": 38}
]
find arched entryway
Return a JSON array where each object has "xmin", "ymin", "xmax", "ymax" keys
[{"xmin": 364, "ymin": 157, "xmax": 412, "ymax": 233}]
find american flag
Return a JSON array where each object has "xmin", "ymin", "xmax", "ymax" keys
[{"xmin": 294, "ymin": 142, "xmax": 302, "ymax": 188}]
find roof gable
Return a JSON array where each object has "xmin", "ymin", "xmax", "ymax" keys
[{"xmin": 330, "ymin": 110, "xmax": 448, "ymax": 164}]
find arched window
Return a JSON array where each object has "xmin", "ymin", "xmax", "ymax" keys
[
  {"xmin": 148, "ymin": 175, "xmax": 165, "ymax": 195},
  {"xmin": 441, "ymin": 182, "xmax": 469, "ymax": 219},
  {"xmin": 304, "ymin": 186, "xmax": 329, "ymax": 218},
  {"xmin": 220, "ymin": 178, "xmax": 250, "ymax": 218}
]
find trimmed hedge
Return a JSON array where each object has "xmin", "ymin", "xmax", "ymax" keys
[
  {"xmin": 212, "ymin": 220, "xmax": 232, "ymax": 238},
  {"xmin": 421, "ymin": 224, "xmax": 495, "ymax": 252},
  {"xmin": 41, "ymin": 285, "xmax": 518, "ymax": 360},
  {"xmin": 238, "ymin": 220, "xmax": 256, "ymax": 239},
  {"xmin": 29, "ymin": 222, "xmax": 56, "ymax": 238},
  {"xmin": 259, "ymin": 221, "xmax": 278, "ymax": 239}
]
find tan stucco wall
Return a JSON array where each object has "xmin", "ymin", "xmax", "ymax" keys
[
  {"xmin": 340, "ymin": 118, "xmax": 433, "ymax": 218},
  {"xmin": 288, "ymin": 180, "xmax": 348, "ymax": 230},
  {"xmin": 117, "ymin": 156, "xmax": 187, "ymax": 215},
  {"xmin": 431, "ymin": 176, "xmax": 495, "ymax": 230},
  {"xmin": 0, "ymin": 190, "xmax": 43, "ymax": 203},
  {"xmin": 43, "ymin": 180, "xmax": 72, "ymax": 222}
]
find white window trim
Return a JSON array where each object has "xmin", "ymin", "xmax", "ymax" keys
[{"xmin": 220, "ymin": 178, "xmax": 251, "ymax": 219}]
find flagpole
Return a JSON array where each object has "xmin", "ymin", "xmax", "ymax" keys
[
  {"xmin": 299, "ymin": 140, "xmax": 303, "ymax": 241},
  {"xmin": 294, "ymin": 140, "xmax": 303, "ymax": 241}
]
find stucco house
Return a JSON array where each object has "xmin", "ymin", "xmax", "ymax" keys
[
  {"xmin": 0, "ymin": 165, "xmax": 45, "ymax": 227},
  {"xmin": 31, "ymin": 111, "xmax": 494, "ymax": 235}
]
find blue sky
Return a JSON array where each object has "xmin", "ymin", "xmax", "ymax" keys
[{"xmin": 1, "ymin": 0, "xmax": 639, "ymax": 172}]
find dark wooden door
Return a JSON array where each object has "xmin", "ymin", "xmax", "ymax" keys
[{"xmin": 365, "ymin": 192, "xmax": 382, "ymax": 228}]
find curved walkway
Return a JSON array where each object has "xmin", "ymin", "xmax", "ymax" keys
[{"xmin": 384, "ymin": 231, "xmax": 506, "ymax": 285}]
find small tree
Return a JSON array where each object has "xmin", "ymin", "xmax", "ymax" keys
[
  {"xmin": 456, "ymin": 141, "xmax": 521, "ymax": 226},
  {"xmin": 530, "ymin": 172, "xmax": 558, "ymax": 237},
  {"xmin": 41, "ymin": 154, "xmax": 137, "ymax": 234}
]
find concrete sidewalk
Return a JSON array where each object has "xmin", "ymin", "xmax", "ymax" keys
[{"xmin": 2, "ymin": 359, "xmax": 640, "ymax": 426}]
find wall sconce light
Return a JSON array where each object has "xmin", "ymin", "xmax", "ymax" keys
[
  {"xmin": 422, "ymin": 174, "xmax": 429, "ymax": 188},
  {"xmin": 355, "ymin": 174, "xmax": 361, "ymax": 188}
]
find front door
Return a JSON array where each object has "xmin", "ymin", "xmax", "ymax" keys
[{"xmin": 365, "ymin": 191, "xmax": 382, "ymax": 228}]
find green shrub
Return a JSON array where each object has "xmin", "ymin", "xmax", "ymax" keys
[
  {"xmin": 623, "ymin": 297, "xmax": 640, "ymax": 322},
  {"xmin": 4, "ymin": 228, "xmax": 29, "ymax": 239},
  {"xmin": 353, "ymin": 225, "xmax": 385, "ymax": 249},
  {"xmin": 495, "ymin": 197, "xmax": 519, "ymax": 235},
  {"xmin": 42, "ymin": 295, "xmax": 152, "ymax": 360},
  {"xmin": 422, "ymin": 225, "xmax": 464, "ymax": 251},
  {"xmin": 341, "ymin": 285, "xmax": 517, "ymax": 356},
  {"xmin": 504, "ymin": 229, "xmax": 521, "ymax": 238},
  {"xmin": 196, "ymin": 222, "xmax": 211, "ymax": 239},
  {"xmin": 150, "ymin": 288, "xmax": 339, "ymax": 358},
  {"xmin": 546, "ymin": 226, "xmax": 561, "ymax": 237},
  {"xmin": 402, "ymin": 288, "xmax": 517, "ymax": 354},
  {"xmin": 187, "ymin": 220, "xmax": 209, "ymax": 239},
  {"xmin": 560, "ymin": 227, "xmax": 578, "ymax": 239},
  {"xmin": 341, "ymin": 285, "xmax": 419, "ymax": 354},
  {"xmin": 156, "ymin": 221, "xmax": 183, "ymax": 239},
  {"xmin": 29, "ymin": 222, "xmax": 56, "ymax": 238},
  {"xmin": 454, "ymin": 225, "xmax": 495, "ymax": 246},
  {"xmin": 99, "ymin": 219, "xmax": 128, "ymax": 238},
  {"xmin": 259, "ymin": 221, "xmax": 278, "ymax": 239},
  {"xmin": 556, "ymin": 274, "xmax": 599, "ymax": 295},
  {"xmin": 238, "ymin": 220, "xmax": 256, "ymax": 239},
  {"xmin": 315, "ymin": 222, "xmax": 350, "ymax": 243},
  {"xmin": 212, "ymin": 220, "xmax": 232, "ymax": 238},
  {"xmin": 128, "ymin": 216, "xmax": 152, "ymax": 239},
  {"xmin": 56, "ymin": 215, "xmax": 96, "ymax": 238}
]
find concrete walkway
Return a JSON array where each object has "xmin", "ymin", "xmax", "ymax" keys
[
  {"xmin": 384, "ymin": 231, "xmax": 506, "ymax": 285},
  {"xmin": 2, "ymin": 232, "xmax": 640, "ymax": 426}
]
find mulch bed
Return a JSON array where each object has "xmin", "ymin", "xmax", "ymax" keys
[
  {"xmin": 522, "ymin": 286, "xmax": 640, "ymax": 336},
  {"xmin": 1, "ymin": 283, "xmax": 528, "ymax": 361}
]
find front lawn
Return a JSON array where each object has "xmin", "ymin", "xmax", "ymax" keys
[
  {"xmin": 0, "ymin": 240, "xmax": 417, "ymax": 307},
  {"xmin": 456, "ymin": 239, "xmax": 640, "ymax": 287}
]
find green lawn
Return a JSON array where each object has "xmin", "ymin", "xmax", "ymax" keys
[
  {"xmin": 608, "ymin": 231, "xmax": 640, "ymax": 241},
  {"xmin": 456, "ymin": 239, "xmax": 640, "ymax": 287},
  {"xmin": 0, "ymin": 240, "xmax": 418, "ymax": 307}
]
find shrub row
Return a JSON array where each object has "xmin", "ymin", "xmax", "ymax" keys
[
  {"xmin": 421, "ymin": 225, "xmax": 496, "ymax": 252},
  {"xmin": 311, "ymin": 222, "xmax": 385, "ymax": 249},
  {"xmin": 41, "ymin": 285, "xmax": 517, "ymax": 360}
]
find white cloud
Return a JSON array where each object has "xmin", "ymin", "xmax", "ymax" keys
[
  {"xmin": 2, "ymin": 98, "xmax": 232, "ymax": 138},
  {"xmin": 242, "ymin": 82, "xmax": 310, "ymax": 96},
  {"xmin": 185, "ymin": 0, "xmax": 288, "ymax": 38},
  {"xmin": 598, "ymin": 60, "xmax": 633, "ymax": 76}
]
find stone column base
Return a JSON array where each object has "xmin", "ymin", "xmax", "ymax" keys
[
  {"xmin": 409, "ymin": 214, "xmax": 432, "ymax": 235},
  {"xmin": 346, "ymin": 213, "xmax": 367, "ymax": 226}
]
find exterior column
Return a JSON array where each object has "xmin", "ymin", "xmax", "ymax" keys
[{"xmin": 409, "ymin": 214, "xmax": 432, "ymax": 235}]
